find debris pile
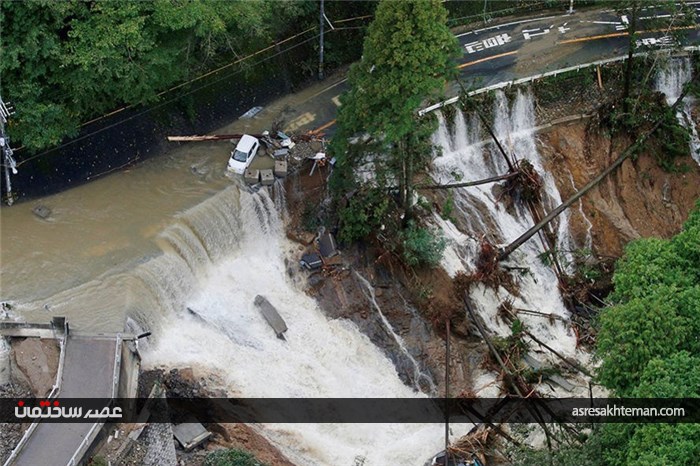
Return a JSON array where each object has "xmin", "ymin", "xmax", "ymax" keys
[{"xmin": 499, "ymin": 159, "xmax": 543, "ymax": 207}]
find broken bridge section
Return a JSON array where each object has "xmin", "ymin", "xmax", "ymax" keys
[{"xmin": 2, "ymin": 322, "xmax": 140, "ymax": 466}]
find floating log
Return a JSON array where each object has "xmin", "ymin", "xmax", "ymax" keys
[{"xmin": 254, "ymin": 295, "xmax": 288, "ymax": 340}]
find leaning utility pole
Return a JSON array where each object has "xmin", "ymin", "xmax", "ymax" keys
[
  {"xmin": 0, "ymin": 97, "xmax": 17, "ymax": 206},
  {"xmin": 318, "ymin": 0, "xmax": 325, "ymax": 80}
]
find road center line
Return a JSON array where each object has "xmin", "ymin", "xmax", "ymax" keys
[{"xmin": 458, "ymin": 50, "xmax": 518, "ymax": 69}]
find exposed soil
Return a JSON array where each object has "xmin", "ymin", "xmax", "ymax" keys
[
  {"xmin": 11, "ymin": 338, "xmax": 60, "ymax": 397},
  {"xmin": 539, "ymin": 118, "xmax": 700, "ymax": 258},
  {"xmin": 284, "ymin": 157, "xmax": 488, "ymax": 398}
]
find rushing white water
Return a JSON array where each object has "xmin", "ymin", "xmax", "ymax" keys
[
  {"xmin": 431, "ymin": 90, "xmax": 586, "ymax": 373},
  {"xmin": 6, "ymin": 178, "xmax": 459, "ymax": 463},
  {"xmin": 135, "ymin": 185, "xmax": 462, "ymax": 466},
  {"xmin": 656, "ymin": 57, "xmax": 700, "ymax": 165}
]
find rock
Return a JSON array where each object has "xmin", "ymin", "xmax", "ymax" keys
[
  {"xmin": 179, "ymin": 367, "xmax": 194, "ymax": 383},
  {"xmin": 32, "ymin": 205, "xmax": 51, "ymax": 219},
  {"xmin": 307, "ymin": 273, "xmax": 324, "ymax": 288}
]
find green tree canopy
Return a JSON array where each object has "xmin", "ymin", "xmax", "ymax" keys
[
  {"xmin": 330, "ymin": 0, "xmax": 459, "ymax": 251},
  {"xmin": 335, "ymin": 0, "xmax": 459, "ymax": 143},
  {"xmin": 0, "ymin": 0, "xmax": 315, "ymax": 150}
]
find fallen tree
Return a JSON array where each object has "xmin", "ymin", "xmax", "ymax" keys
[{"xmin": 498, "ymin": 72, "xmax": 699, "ymax": 261}]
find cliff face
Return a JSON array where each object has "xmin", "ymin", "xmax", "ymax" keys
[{"xmin": 539, "ymin": 117, "xmax": 700, "ymax": 258}]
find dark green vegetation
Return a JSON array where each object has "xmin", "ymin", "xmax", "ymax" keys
[
  {"xmin": 0, "ymin": 0, "xmax": 374, "ymax": 151},
  {"xmin": 330, "ymin": 0, "xmax": 459, "ymax": 266},
  {"xmin": 595, "ymin": 203, "xmax": 700, "ymax": 465},
  {"xmin": 204, "ymin": 448, "xmax": 268, "ymax": 466},
  {"xmin": 512, "ymin": 203, "xmax": 700, "ymax": 466}
]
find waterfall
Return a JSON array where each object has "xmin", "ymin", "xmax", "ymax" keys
[
  {"xmin": 656, "ymin": 57, "xmax": 700, "ymax": 165},
  {"xmin": 431, "ymin": 90, "xmax": 585, "ymax": 376},
  {"xmin": 354, "ymin": 271, "xmax": 437, "ymax": 395},
  {"xmin": 8, "ymin": 177, "xmax": 468, "ymax": 463},
  {"xmin": 130, "ymin": 185, "xmax": 461, "ymax": 465}
]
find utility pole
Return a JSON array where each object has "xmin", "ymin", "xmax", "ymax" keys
[
  {"xmin": 0, "ymin": 97, "xmax": 17, "ymax": 206},
  {"xmin": 318, "ymin": 0, "xmax": 325, "ymax": 81},
  {"xmin": 444, "ymin": 320, "xmax": 451, "ymax": 463}
]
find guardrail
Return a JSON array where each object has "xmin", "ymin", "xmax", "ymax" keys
[
  {"xmin": 3, "ymin": 321, "xmax": 68, "ymax": 466},
  {"xmin": 419, "ymin": 46, "xmax": 700, "ymax": 117}
]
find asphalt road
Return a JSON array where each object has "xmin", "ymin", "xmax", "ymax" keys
[
  {"xmin": 283, "ymin": 3, "xmax": 700, "ymax": 137},
  {"xmin": 10, "ymin": 337, "xmax": 117, "ymax": 466}
]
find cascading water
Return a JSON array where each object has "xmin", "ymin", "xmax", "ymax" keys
[
  {"xmin": 656, "ymin": 57, "xmax": 700, "ymax": 165},
  {"xmin": 354, "ymin": 271, "xmax": 437, "ymax": 395},
  {"xmin": 127, "ymin": 185, "xmax": 462, "ymax": 465},
  {"xmin": 6, "ymin": 173, "xmax": 465, "ymax": 464},
  {"xmin": 430, "ymin": 90, "xmax": 588, "ymax": 384}
]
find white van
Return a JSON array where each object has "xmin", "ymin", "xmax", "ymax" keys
[{"xmin": 228, "ymin": 134, "xmax": 260, "ymax": 174}]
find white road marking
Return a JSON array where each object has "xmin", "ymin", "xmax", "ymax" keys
[
  {"xmin": 523, "ymin": 27, "xmax": 551, "ymax": 40},
  {"xmin": 464, "ymin": 33, "xmax": 512, "ymax": 53},
  {"xmin": 285, "ymin": 112, "xmax": 316, "ymax": 132},
  {"xmin": 308, "ymin": 78, "xmax": 348, "ymax": 100},
  {"xmin": 456, "ymin": 15, "xmax": 559, "ymax": 37}
]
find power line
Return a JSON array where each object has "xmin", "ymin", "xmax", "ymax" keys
[{"xmin": 15, "ymin": 32, "xmax": 323, "ymax": 167}]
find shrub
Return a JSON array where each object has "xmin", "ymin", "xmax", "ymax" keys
[
  {"xmin": 399, "ymin": 221, "xmax": 446, "ymax": 267},
  {"xmin": 204, "ymin": 448, "xmax": 268, "ymax": 466}
]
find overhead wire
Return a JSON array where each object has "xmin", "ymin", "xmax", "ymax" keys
[{"xmin": 14, "ymin": 30, "xmax": 323, "ymax": 167}]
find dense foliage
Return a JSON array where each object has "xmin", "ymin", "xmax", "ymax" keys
[
  {"xmin": 595, "ymin": 202, "xmax": 700, "ymax": 465},
  {"xmin": 329, "ymin": 0, "xmax": 459, "ymax": 266},
  {"xmin": 512, "ymin": 202, "xmax": 700, "ymax": 465},
  {"xmin": 0, "ymin": 0, "xmax": 376, "ymax": 151}
]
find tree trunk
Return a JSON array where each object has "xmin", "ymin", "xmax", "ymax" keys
[
  {"xmin": 417, "ymin": 172, "xmax": 516, "ymax": 190},
  {"xmin": 499, "ymin": 73, "xmax": 697, "ymax": 261}
]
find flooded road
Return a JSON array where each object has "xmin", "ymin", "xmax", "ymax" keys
[{"xmin": 0, "ymin": 75, "xmax": 343, "ymax": 330}]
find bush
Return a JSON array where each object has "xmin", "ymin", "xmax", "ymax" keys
[
  {"xmin": 338, "ymin": 187, "xmax": 391, "ymax": 243},
  {"xmin": 204, "ymin": 448, "xmax": 268, "ymax": 466},
  {"xmin": 399, "ymin": 221, "xmax": 446, "ymax": 267}
]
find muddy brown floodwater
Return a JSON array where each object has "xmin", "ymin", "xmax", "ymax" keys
[{"xmin": 0, "ymin": 76, "xmax": 339, "ymax": 331}]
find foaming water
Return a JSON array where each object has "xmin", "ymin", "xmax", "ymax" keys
[
  {"xmin": 144, "ymin": 186, "xmax": 463, "ymax": 465},
  {"xmin": 354, "ymin": 271, "xmax": 437, "ymax": 395},
  {"xmin": 656, "ymin": 57, "xmax": 700, "ymax": 165},
  {"xmin": 431, "ymin": 90, "xmax": 583, "ymax": 367}
]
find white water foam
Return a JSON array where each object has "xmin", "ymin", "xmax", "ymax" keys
[
  {"xmin": 354, "ymin": 271, "xmax": 437, "ymax": 395},
  {"xmin": 656, "ymin": 57, "xmax": 700, "ymax": 165},
  {"xmin": 431, "ymin": 90, "xmax": 584, "ymax": 365},
  {"xmin": 142, "ymin": 186, "xmax": 465, "ymax": 465}
]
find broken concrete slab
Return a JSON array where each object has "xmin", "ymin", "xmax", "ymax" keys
[
  {"xmin": 318, "ymin": 232, "xmax": 338, "ymax": 258},
  {"xmin": 547, "ymin": 374, "xmax": 576, "ymax": 392},
  {"xmin": 32, "ymin": 205, "xmax": 51, "ymax": 219},
  {"xmin": 274, "ymin": 160, "xmax": 288, "ymax": 178},
  {"xmin": 173, "ymin": 422, "xmax": 211, "ymax": 451},
  {"xmin": 244, "ymin": 169, "xmax": 260, "ymax": 185},
  {"xmin": 260, "ymin": 169, "xmax": 274, "ymax": 186},
  {"xmin": 254, "ymin": 295, "xmax": 288, "ymax": 340}
]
